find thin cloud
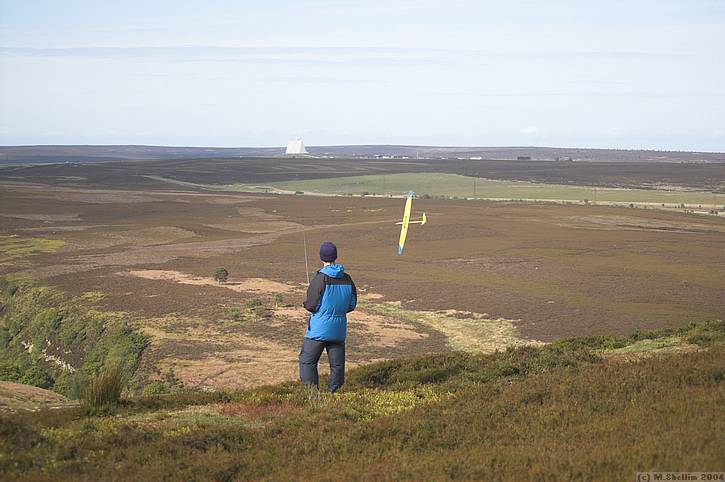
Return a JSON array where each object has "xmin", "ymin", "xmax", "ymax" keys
[
  {"xmin": 0, "ymin": 46, "xmax": 684, "ymax": 62},
  {"xmin": 421, "ymin": 91, "xmax": 724, "ymax": 98}
]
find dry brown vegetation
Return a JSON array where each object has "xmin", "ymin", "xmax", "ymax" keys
[
  {"xmin": 1, "ymin": 157, "xmax": 724, "ymax": 480},
  {"xmin": 1, "ymin": 158, "xmax": 724, "ymax": 394}
]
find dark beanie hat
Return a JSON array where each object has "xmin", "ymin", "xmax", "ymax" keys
[{"xmin": 319, "ymin": 241, "xmax": 338, "ymax": 262}]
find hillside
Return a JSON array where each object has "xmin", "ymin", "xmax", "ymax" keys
[
  {"xmin": 1, "ymin": 321, "xmax": 723, "ymax": 481},
  {"xmin": 0, "ymin": 381, "xmax": 75, "ymax": 412},
  {"xmin": 0, "ymin": 280, "xmax": 147, "ymax": 399}
]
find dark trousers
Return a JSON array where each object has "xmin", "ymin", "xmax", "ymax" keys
[{"xmin": 299, "ymin": 338, "xmax": 345, "ymax": 393}]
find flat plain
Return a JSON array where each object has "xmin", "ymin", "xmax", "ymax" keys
[{"xmin": 1, "ymin": 157, "xmax": 724, "ymax": 391}]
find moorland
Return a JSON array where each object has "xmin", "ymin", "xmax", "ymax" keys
[{"xmin": 1, "ymin": 151, "xmax": 724, "ymax": 480}]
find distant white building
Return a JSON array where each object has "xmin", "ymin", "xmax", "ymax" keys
[{"xmin": 285, "ymin": 139, "xmax": 308, "ymax": 155}]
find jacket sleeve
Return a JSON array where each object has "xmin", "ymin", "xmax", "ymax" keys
[
  {"xmin": 303, "ymin": 273, "xmax": 325, "ymax": 313},
  {"xmin": 347, "ymin": 276, "xmax": 357, "ymax": 313}
]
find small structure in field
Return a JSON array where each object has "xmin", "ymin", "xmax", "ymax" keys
[{"xmin": 285, "ymin": 139, "xmax": 308, "ymax": 156}]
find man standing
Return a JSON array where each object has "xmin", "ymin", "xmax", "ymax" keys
[{"xmin": 300, "ymin": 241, "xmax": 357, "ymax": 393}]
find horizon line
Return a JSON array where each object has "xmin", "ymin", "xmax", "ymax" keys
[{"xmin": 1, "ymin": 143, "xmax": 724, "ymax": 155}]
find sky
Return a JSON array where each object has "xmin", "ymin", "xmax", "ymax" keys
[{"xmin": 0, "ymin": 0, "xmax": 723, "ymax": 150}]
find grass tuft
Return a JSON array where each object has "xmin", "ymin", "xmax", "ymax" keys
[{"xmin": 82, "ymin": 363, "xmax": 126, "ymax": 411}]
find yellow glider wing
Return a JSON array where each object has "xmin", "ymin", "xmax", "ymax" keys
[{"xmin": 397, "ymin": 191, "xmax": 413, "ymax": 255}]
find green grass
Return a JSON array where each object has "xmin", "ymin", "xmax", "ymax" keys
[
  {"xmin": 605, "ymin": 336, "xmax": 682, "ymax": 354},
  {"xmin": 0, "ymin": 235, "xmax": 65, "ymax": 266},
  {"xmin": 1, "ymin": 320, "xmax": 723, "ymax": 481},
  {"xmin": 228, "ymin": 172, "xmax": 720, "ymax": 206}
]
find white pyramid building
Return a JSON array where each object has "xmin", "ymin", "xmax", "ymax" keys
[{"xmin": 285, "ymin": 139, "xmax": 308, "ymax": 155}]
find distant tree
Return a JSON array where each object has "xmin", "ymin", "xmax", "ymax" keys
[
  {"xmin": 272, "ymin": 293, "xmax": 284, "ymax": 308},
  {"xmin": 214, "ymin": 267, "xmax": 229, "ymax": 284}
]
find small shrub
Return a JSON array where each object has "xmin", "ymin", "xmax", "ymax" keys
[
  {"xmin": 686, "ymin": 321, "xmax": 725, "ymax": 346},
  {"xmin": 0, "ymin": 279, "xmax": 18, "ymax": 296},
  {"xmin": 82, "ymin": 362, "xmax": 126, "ymax": 410},
  {"xmin": 0, "ymin": 360, "xmax": 22, "ymax": 381},
  {"xmin": 246, "ymin": 298, "xmax": 262, "ymax": 309},
  {"xmin": 53, "ymin": 371, "xmax": 88, "ymax": 399},
  {"xmin": 246, "ymin": 298, "xmax": 267, "ymax": 321},
  {"xmin": 228, "ymin": 307, "xmax": 243, "ymax": 322},
  {"xmin": 272, "ymin": 293, "xmax": 284, "ymax": 308},
  {"xmin": 141, "ymin": 380, "xmax": 171, "ymax": 396},
  {"xmin": 19, "ymin": 364, "xmax": 54, "ymax": 389},
  {"xmin": 214, "ymin": 267, "xmax": 229, "ymax": 284}
]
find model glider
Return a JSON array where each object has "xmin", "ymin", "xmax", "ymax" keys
[{"xmin": 396, "ymin": 191, "xmax": 427, "ymax": 255}]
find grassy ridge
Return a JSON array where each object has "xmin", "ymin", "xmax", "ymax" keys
[
  {"xmin": 1, "ymin": 321, "xmax": 723, "ymax": 481},
  {"xmin": 237, "ymin": 173, "xmax": 722, "ymax": 206},
  {"xmin": 0, "ymin": 279, "xmax": 147, "ymax": 398}
]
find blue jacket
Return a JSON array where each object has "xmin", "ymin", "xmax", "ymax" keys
[{"xmin": 303, "ymin": 264, "xmax": 357, "ymax": 342}]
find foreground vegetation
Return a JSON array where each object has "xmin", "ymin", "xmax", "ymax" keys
[{"xmin": 1, "ymin": 320, "xmax": 723, "ymax": 481}]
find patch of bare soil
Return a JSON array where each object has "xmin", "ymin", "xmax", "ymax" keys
[
  {"xmin": 348, "ymin": 310, "xmax": 427, "ymax": 348},
  {"xmin": 362, "ymin": 292, "xmax": 385, "ymax": 300},
  {"xmin": 135, "ymin": 297, "xmax": 442, "ymax": 390},
  {"xmin": 126, "ymin": 270, "xmax": 301, "ymax": 295},
  {"xmin": 275, "ymin": 304, "xmax": 428, "ymax": 350},
  {"xmin": 136, "ymin": 314, "xmax": 303, "ymax": 390},
  {"xmin": 0, "ymin": 381, "xmax": 77, "ymax": 413}
]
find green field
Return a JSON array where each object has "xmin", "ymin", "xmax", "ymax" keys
[{"xmin": 233, "ymin": 173, "xmax": 721, "ymax": 206}]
